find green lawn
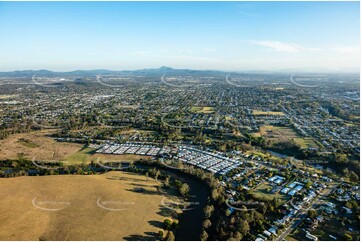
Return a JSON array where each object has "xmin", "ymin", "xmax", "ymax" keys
[
  {"xmin": 294, "ymin": 138, "xmax": 319, "ymax": 149},
  {"xmin": 64, "ymin": 147, "xmax": 96, "ymax": 164},
  {"xmin": 250, "ymin": 182, "xmax": 290, "ymax": 202}
]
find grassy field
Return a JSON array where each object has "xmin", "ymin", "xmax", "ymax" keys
[
  {"xmin": 190, "ymin": 106, "xmax": 215, "ymax": 114},
  {"xmin": 0, "ymin": 171, "xmax": 180, "ymax": 240},
  {"xmin": 117, "ymin": 104, "xmax": 140, "ymax": 109},
  {"xmin": 65, "ymin": 147, "xmax": 149, "ymax": 165},
  {"xmin": 250, "ymin": 182, "xmax": 290, "ymax": 202},
  {"xmin": 253, "ymin": 125, "xmax": 298, "ymax": 142},
  {"xmin": 17, "ymin": 138, "xmax": 40, "ymax": 148},
  {"xmin": 294, "ymin": 137, "xmax": 318, "ymax": 149},
  {"xmin": 63, "ymin": 147, "xmax": 97, "ymax": 164},
  {"xmin": 244, "ymin": 150, "xmax": 283, "ymax": 164},
  {"xmin": 253, "ymin": 125, "xmax": 318, "ymax": 149},
  {"xmin": 0, "ymin": 94, "xmax": 18, "ymax": 99},
  {"xmin": 252, "ymin": 110, "xmax": 285, "ymax": 116},
  {"xmin": 0, "ymin": 131, "xmax": 150, "ymax": 165},
  {"xmin": 0, "ymin": 131, "xmax": 83, "ymax": 161}
]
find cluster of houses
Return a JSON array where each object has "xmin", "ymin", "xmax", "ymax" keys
[
  {"xmin": 268, "ymin": 176, "xmax": 305, "ymax": 196},
  {"xmin": 256, "ymin": 225, "xmax": 279, "ymax": 241},
  {"xmin": 176, "ymin": 146, "xmax": 241, "ymax": 175},
  {"xmin": 95, "ymin": 143, "xmax": 244, "ymax": 176},
  {"xmin": 225, "ymin": 109, "xmax": 289, "ymax": 132},
  {"xmin": 335, "ymin": 185, "xmax": 360, "ymax": 202},
  {"xmin": 283, "ymin": 104, "xmax": 359, "ymax": 154},
  {"xmin": 96, "ymin": 142, "xmax": 173, "ymax": 156},
  {"xmin": 93, "ymin": 141, "xmax": 358, "ymax": 241},
  {"xmin": 281, "ymin": 181, "xmax": 305, "ymax": 196},
  {"xmin": 306, "ymin": 215, "xmax": 324, "ymax": 231}
]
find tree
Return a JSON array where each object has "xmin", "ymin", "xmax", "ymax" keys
[
  {"xmin": 164, "ymin": 176, "xmax": 170, "ymax": 188},
  {"xmin": 229, "ymin": 231, "xmax": 242, "ymax": 240},
  {"xmin": 155, "ymin": 170, "xmax": 161, "ymax": 181},
  {"xmin": 305, "ymin": 181, "xmax": 312, "ymax": 189},
  {"xmin": 202, "ymin": 219, "xmax": 212, "ymax": 229},
  {"xmin": 200, "ymin": 230, "xmax": 208, "ymax": 241},
  {"xmin": 204, "ymin": 205, "xmax": 214, "ymax": 218},
  {"xmin": 344, "ymin": 233, "xmax": 353, "ymax": 241},
  {"xmin": 349, "ymin": 171, "xmax": 359, "ymax": 182},
  {"xmin": 335, "ymin": 153, "xmax": 348, "ymax": 163},
  {"xmin": 308, "ymin": 209, "xmax": 317, "ymax": 219},
  {"xmin": 158, "ymin": 230, "xmax": 164, "ymax": 240},
  {"xmin": 163, "ymin": 219, "xmax": 172, "ymax": 230},
  {"xmin": 179, "ymin": 183, "xmax": 190, "ymax": 197},
  {"xmin": 171, "ymin": 221, "xmax": 178, "ymax": 230},
  {"xmin": 165, "ymin": 231, "xmax": 175, "ymax": 241},
  {"xmin": 238, "ymin": 220, "xmax": 250, "ymax": 235},
  {"xmin": 76, "ymin": 167, "xmax": 83, "ymax": 175},
  {"xmin": 211, "ymin": 188, "xmax": 220, "ymax": 200}
]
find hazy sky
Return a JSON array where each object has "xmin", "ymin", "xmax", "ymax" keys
[{"xmin": 0, "ymin": 1, "xmax": 359, "ymax": 72}]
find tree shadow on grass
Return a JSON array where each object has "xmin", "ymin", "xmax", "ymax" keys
[
  {"xmin": 129, "ymin": 183, "xmax": 157, "ymax": 188},
  {"xmin": 123, "ymin": 232, "xmax": 157, "ymax": 241},
  {"xmin": 157, "ymin": 204, "xmax": 178, "ymax": 218},
  {"xmin": 125, "ymin": 187, "xmax": 164, "ymax": 196},
  {"xmin": 148, "ymin": 220, "xmax": 164, "ymax": 229},
  {"xmin": 106, "ymin": 176, "xmax": 146, "ymax": 183}
]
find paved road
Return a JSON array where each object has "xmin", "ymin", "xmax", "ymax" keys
[
  {"xmin": 275, "ymin": 184, "xmax": 337, "ymax": 241},
  {"xmin": 276, "ymin": 207, "xmax": 309, "ymax": 241}
]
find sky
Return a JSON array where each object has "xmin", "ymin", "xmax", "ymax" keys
[{"xmin": 0, "ymin": 1, "xmax": 359, "ymax": 72}]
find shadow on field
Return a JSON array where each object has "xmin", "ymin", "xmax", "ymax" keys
[
  {"xmin": 123, "ymin": 232, "xmax": 157, "ymax": 241},
  {"xmin": 126, "ymin": 187, "xmax": 163, "ymax": 196},
  {"xmin": 129, "ymin": 183, "xmax": 156, "ymax": 188},
  {"xmin": 148, "ymin": 220, "xmax": 163, "ymax": 229},
  {"xmin": 157, "ymin": 205, "xmax": 177, "ymax": 218},
  {"xmin": 107, "ymin": 176, "xmax": 146, "ymax": 183}
]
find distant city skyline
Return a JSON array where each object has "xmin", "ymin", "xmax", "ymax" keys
[{"xmin": 0, "ymin": 1, "xmax": 359, "ymax": 72}]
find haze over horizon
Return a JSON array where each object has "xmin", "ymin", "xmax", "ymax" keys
[
  {"xmin": 1, "ymin": 66, "xmax": 360, "ymax": 75},
  {"xmin": 0, "ymin": 1, "xmax": 359, "ymax": 72}
]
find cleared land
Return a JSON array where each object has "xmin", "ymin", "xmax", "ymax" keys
[
  {"xmin": 0, "ymin": 95, "xmax": 18, "ymax": 99},
  {"xmin": 190, "ymin": 106, "xmax": 215, "ymax": 114},
  {"xmin": 0, "ymin": 131, "xmax": 82, "ymax": 161},
  {"xmin": 293, "ymin": 137, "xmax": 318, "ymax": 149},
  {"xmin": 253, "ymin": 125, "xmax": 298, "ymax": 142},
  {"xmin": 0, "ymin": 171, "xmax": 180, "ymax": 240},
  {"xmin": 252, "ymin": 110, "xmax": 285, "ymax": 116},
  {"xmin": 117, "ymin": 104, "xmax": 140, "ymax": 109},
  {"xmin": 253, "ymin": 125, "xmax": 318, "ymax": 149},
  {"xmin": 0, "ymin": 131, "xmax": 150, "ymax": 165}
]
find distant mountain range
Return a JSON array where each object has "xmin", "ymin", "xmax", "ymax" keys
[
  {"xmin": 0, "ymin": 66, "xmax": 230, "ymax": 77},
  {"xmin": 0, "ymin": 66, "xmax": 358, "ymax": 77}
]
